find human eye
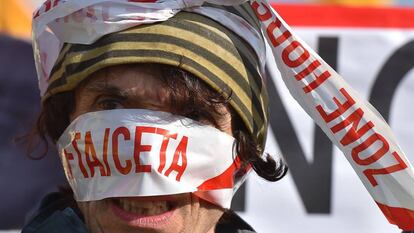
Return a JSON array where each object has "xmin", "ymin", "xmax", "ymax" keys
[{"xmin": 95, "ymin": 97, "xmax": 125, "ymax": 110}]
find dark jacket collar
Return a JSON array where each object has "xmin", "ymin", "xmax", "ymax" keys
[{"xmin": 216, "ymin": 210, "xmax": 256, "ymax": 233}]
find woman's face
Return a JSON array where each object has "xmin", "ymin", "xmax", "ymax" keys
[{"xmin": 70, "ymin": 65, "xmax": 233, "ymax": 233}]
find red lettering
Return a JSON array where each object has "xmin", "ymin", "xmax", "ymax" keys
[
  {"xmin": 164, "ymin": 136, "xmax": 188, "ymax": 181},
  {"xmin": 352, "ymin": 133, "xmax": 390, "ymax": 166},
  {"xmin": 303, "ymin": 70, "xmax": 332, "ymax": 93},
  {"xmin": 34, "ymin": 10, "xmax": 40, "ymax": 19},
  {"xmin": 251, "ymin": 2, "xmax": 292, "ymax": 47},
  {"xmin": 363, "ymin": 152, "xmax": 408, "ymax": 186},
  {"xmin": 102, "ymin": 128, "xmax": 111, "ymax": 176},
  {"xmin": 63, "ymin": 149, "xmax": 74, "ymax": 179},
  {"xmin": 251, "ymin": 1, "xmax": 272, "ymax": 21},
  {"xmin": 72, "ymin": 132, "xmax": 89, "ymax": 178},
  {"xmin": 295, "ymin": 60, "xmax": 321, "ymax": 81},
  {"xmin": 53, "ymin": 0, "xmax": 60, "ymax": 7},
  {"xmin": 112, "ymin": 127, "xmax": 132, "ymax": 175},
  {"xmin": 331, "ymin": 108, "xmax": 375, "ymax": 146},
  {"xmin": 44, "ymin": 0, "xmax": 52, "ymax": 12},
  {"xmin": 85, "ymin": 131, "xmax": 107, "ymax": 177},
  {"xmin": 316, "ymin": 88, "xmax": 356, "ymax": 123},
  {"xmin": 153, "ymin": 129, "xmax": 177, "ymax": 174},
  {"xmin": 134, "ymin": 126, "xmax": 155, "ymax": 173},
  {"xmin": 267, "ymin": 19, "xmax": 292, "ymax": 48},
  {"xmin": 33, "ymin": 0, "xmax": 60, "ymax": 19},
  {"xmin": 282, "ymin": 41, "xmax": 310, "ymax": 68}
]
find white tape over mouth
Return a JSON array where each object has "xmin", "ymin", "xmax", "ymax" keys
[{"xmin": 57, "ymin": 109, "xmax": 245, "ymax": 208}]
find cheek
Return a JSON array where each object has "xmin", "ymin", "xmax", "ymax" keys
[
  {"xmin": 77, "ymin": 200, "xmax": 116, "ymax": 233},
  {"xmin": 182, "ymin": 195, "xmax": 224, "ymax": 233},
  {"xmin": 77, "ymin": 201, "xmax": 102, "ymax": 226},
  {"xmin": 196, "ymin": 199, "xmax": 225, "ymax": 232},
  {"xmin": 159, "ymin": 195, "xmax": 195, "ymax": 232}
]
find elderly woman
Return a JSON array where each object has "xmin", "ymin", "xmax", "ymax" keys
[
  {"xmin": 23, "ymin": 1, "xmax": 287, "ymax": 233},
  {"xmin": 25, "ymin": 0, "xmax": 414, "ymax": 232}
]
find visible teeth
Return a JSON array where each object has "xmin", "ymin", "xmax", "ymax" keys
[{"xmin": 117, "ymin": 199, "xmax": 169, "ymax": 215}]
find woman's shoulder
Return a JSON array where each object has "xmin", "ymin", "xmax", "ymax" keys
[{"xmin": 21, "ymin": 192, "xmax": 89, "ymax": 233}]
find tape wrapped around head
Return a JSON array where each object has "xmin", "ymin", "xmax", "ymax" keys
[
  {"xmin": 41, "ymin": 5, "xmax": 269, "ymax": 151},
  {"xmin": 57, "ymin": 109, "xmax": 246, "ymax": 208}
]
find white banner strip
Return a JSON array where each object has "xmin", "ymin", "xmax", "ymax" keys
[
  {"xmin": 249, "ymin": 0, "xmax": 414, "ymax": 230},
  {"xmin": 57, "ymin": 109, "xmax": 242, "ymax": 208}
]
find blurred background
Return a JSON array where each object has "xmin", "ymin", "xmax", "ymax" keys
[{"xmin": 1, "ymin": 0, "xmax": 414, "ymax": 233}]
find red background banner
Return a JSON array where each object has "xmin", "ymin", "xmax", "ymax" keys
[{"xmin": 273, "ymin": 4, "xmax": 414, "ymax": 28}]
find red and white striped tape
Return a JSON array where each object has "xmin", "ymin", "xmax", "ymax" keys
[
  {"xmin": 57, "ymin": 109, "xmax": 244, "ymax": 208},
  {"xmin": 249, "ymin": 0, "xmax": 414, "ymax": 230}
]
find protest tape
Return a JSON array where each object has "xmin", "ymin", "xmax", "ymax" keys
[
  {"xmin": 249, "ymin": 0, "xmax": 414, "ymax": 230},
  {"xmin": 57, "ymin": 109, "xmax": 245, "ymax": 208}
]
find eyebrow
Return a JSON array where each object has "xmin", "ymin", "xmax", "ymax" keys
[{"xmin": 84, "ymin": 82, "xmax": 129, "ymax": 99}]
